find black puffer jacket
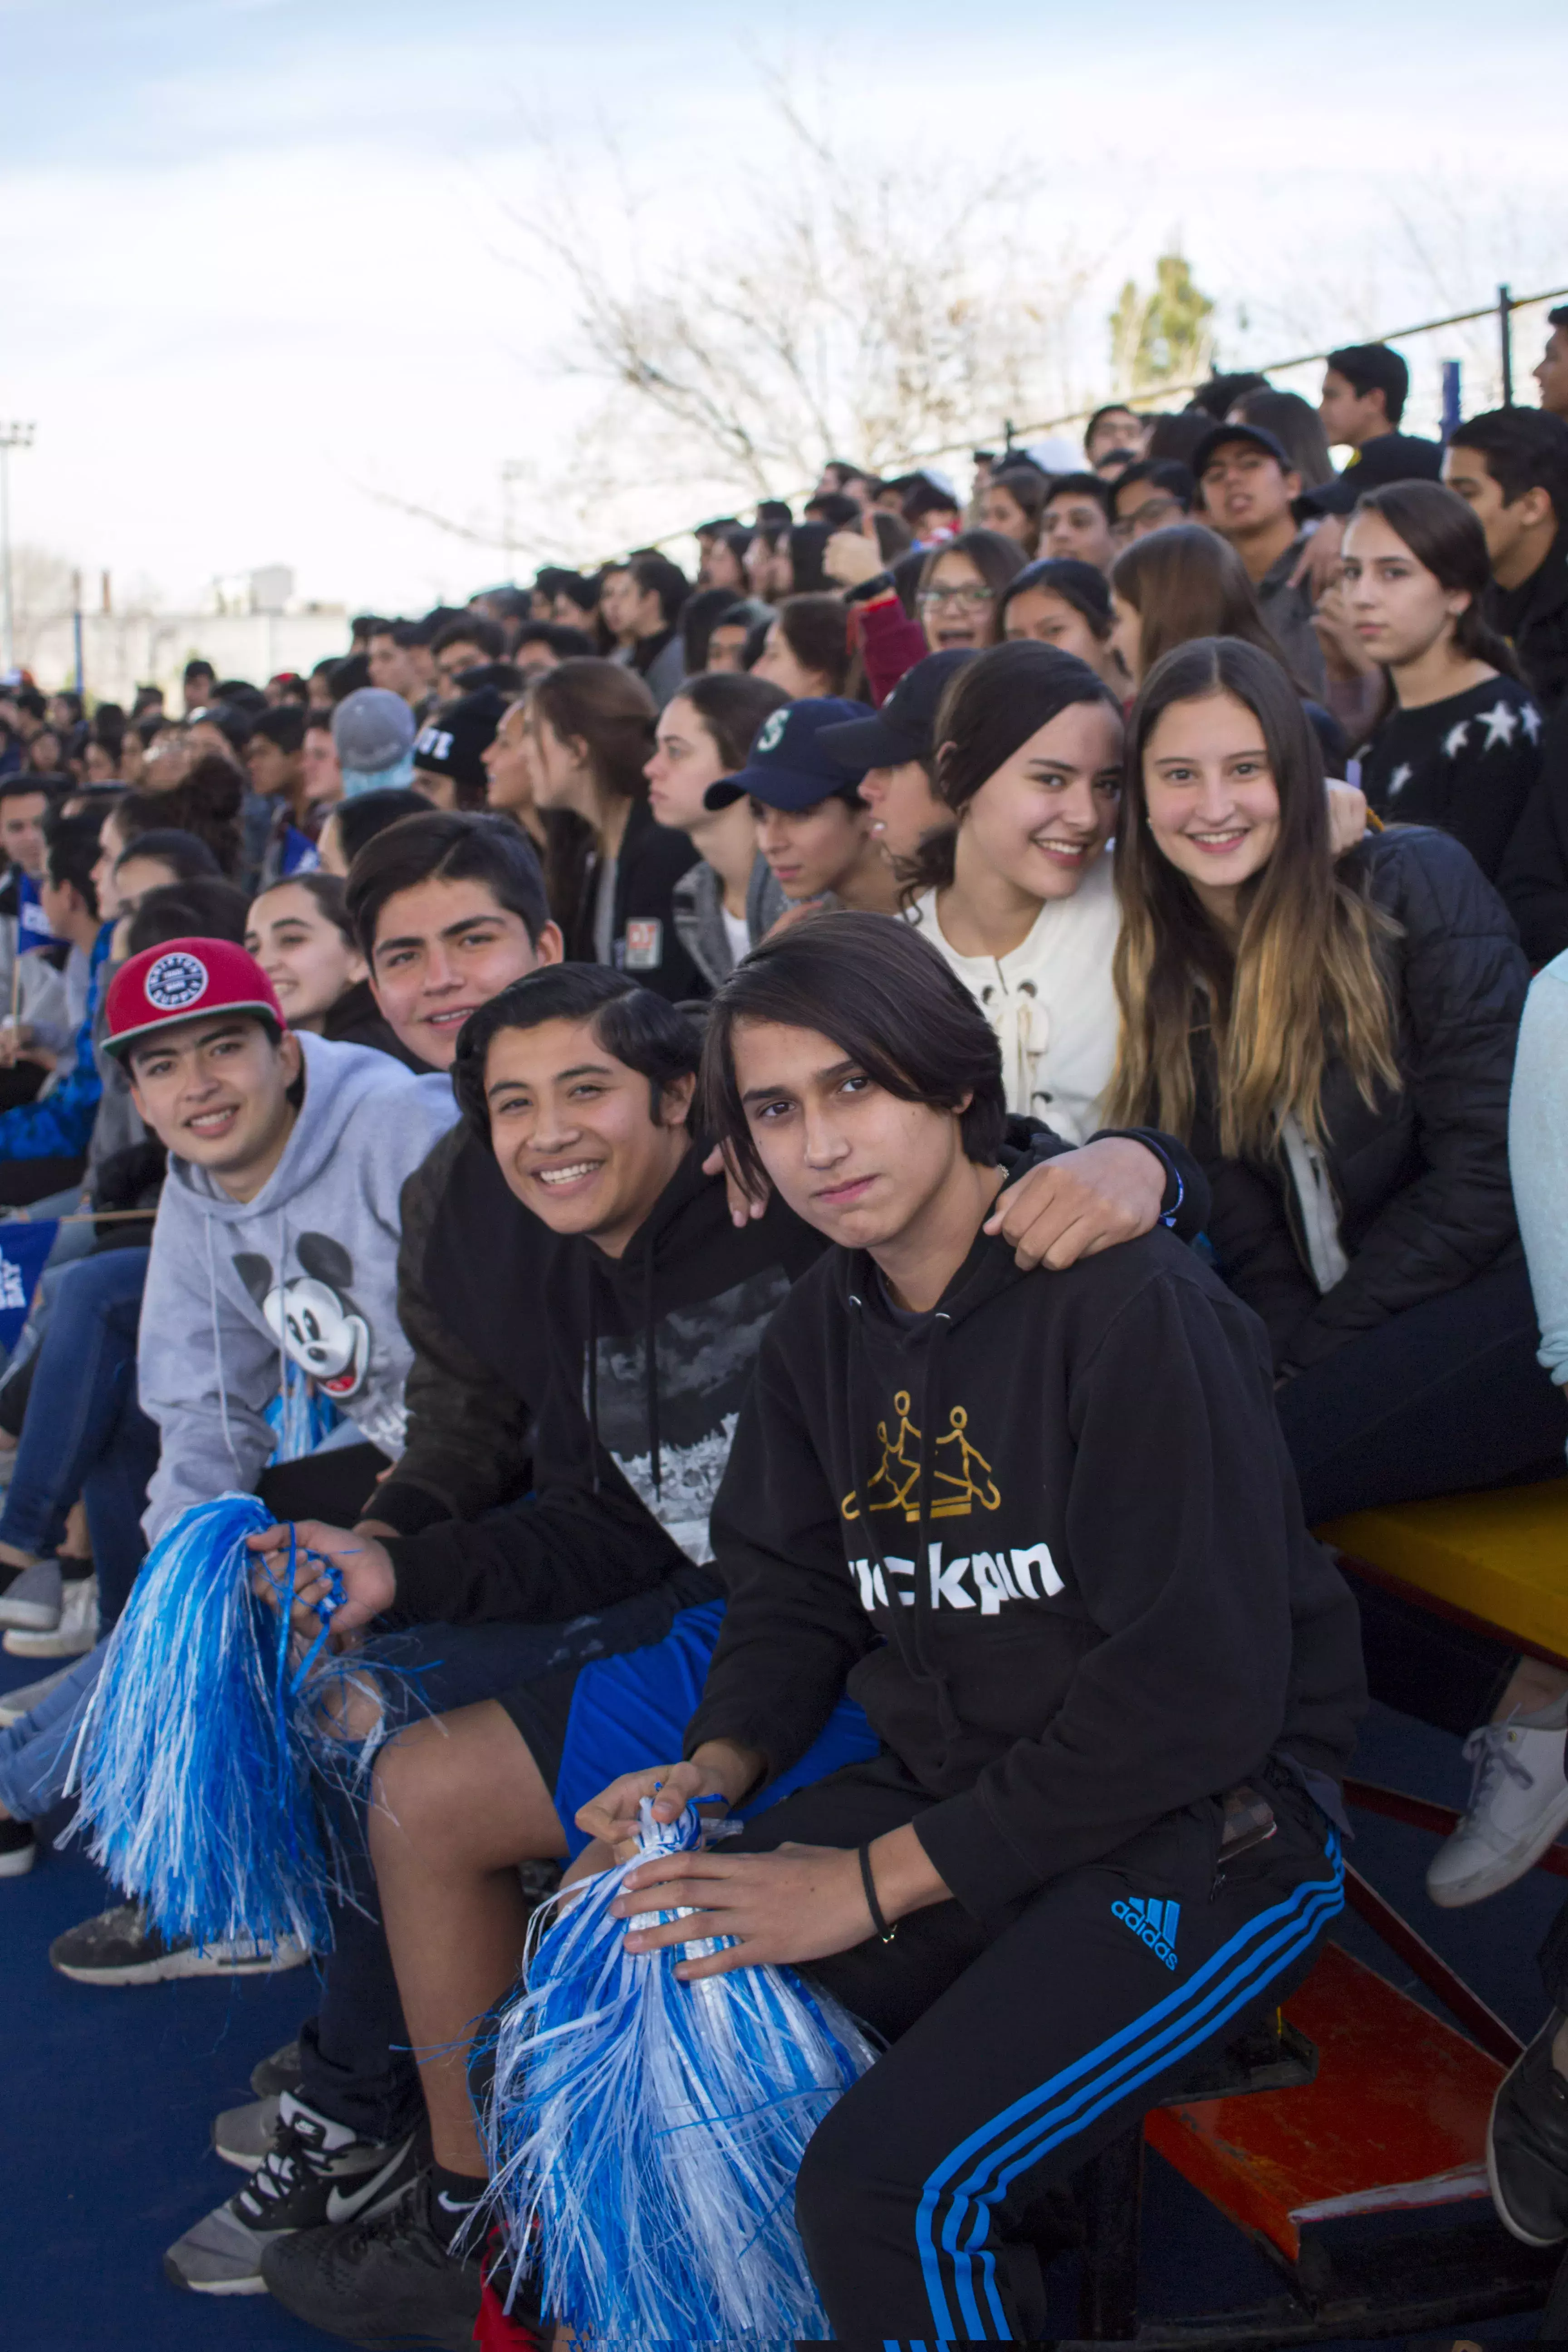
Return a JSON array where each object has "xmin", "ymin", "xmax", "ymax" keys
[{"xmin": 1193, "ymin": 826, "xmax": 1529, "ymax": 1375}]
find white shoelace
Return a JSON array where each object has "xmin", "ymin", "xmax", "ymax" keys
[{"xmin": 1461, "ymin": 1721, "xmax": 1537, "ymax": 1817}]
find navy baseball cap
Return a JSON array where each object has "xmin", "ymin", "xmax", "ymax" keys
[
  {"xmin": 1190, "ymin": 421, "xmax": 1294, "ymax": 479},
  {"xmin": 705, "ymin": 696, "xmax": 874, "ymax": 812},
  {"xmin": 817, "ymin": 650, "xmax": 975, "ymax": 769}
]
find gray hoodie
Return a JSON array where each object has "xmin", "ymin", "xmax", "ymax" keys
[{"xmin": 138, "ymin": 1031, "xmax": 458, "ymax": 1543}]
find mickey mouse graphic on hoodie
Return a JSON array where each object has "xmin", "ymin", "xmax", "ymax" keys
[{"xmin": 137, "ymin": 1032, "xmax": 460, "ymax": 1544}]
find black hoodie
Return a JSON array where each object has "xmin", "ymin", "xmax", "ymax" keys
[
  {"xmin": 384, "ymin": 1144, "xmax": 824, "ymax": 1626},
  {"xmin": 686, "ymin": 1148, "xmax": 1365, "ymax": 1921},
  {"xmin": 384, "ymin": 1124, "xmax": 1210, "ymax": 1631}
]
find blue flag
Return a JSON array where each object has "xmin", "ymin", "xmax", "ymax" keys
[
  {"xmin": 16, "ymin": 872, "xmax": 66, "ymax": 953},
  {"xmin": 0, "ymin": 1219, "xmax": 58, "ymax": 1350}
]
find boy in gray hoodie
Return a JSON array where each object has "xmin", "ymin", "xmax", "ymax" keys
[{"xmin": 119, "ymin": 939, "xmax": 458, "ymax": 1532}]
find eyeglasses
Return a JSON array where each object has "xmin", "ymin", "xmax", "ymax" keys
[
  {"xmin": 1110, "ymin": 496, "xmax": 1183, "ymax": 543},
  {"xmin": 918, "ymin": 585, "xmax": 994, "ymax": 610}
]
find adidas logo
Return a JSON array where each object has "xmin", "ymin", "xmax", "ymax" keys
[{"xmin": 1112, "ymin": 1895, "xmax": 1180, "ymax": 1970}]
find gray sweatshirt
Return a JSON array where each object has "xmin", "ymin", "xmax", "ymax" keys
[{"xmin": 138, "ymin": 1031, "xmax": 459, "ymax": 1543}]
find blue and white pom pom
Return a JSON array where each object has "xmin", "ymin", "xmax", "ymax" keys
[
  {"xmin": 72, "ymin": 1493, "xmax": 372, "ymax": 1955},
  {"xmin": 482, "ymin": 1797, "xmax": 877, "ymax": 2347}
]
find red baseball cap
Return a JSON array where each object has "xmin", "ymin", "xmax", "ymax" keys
[{"xmin": 104, "ymin": 937, "xmax": 287, "ymax": 1062}]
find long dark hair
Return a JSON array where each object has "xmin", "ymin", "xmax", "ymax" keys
[
  {"xmin": 902, "ymin": 639, "xmax": 1122, "ymax": 898},
  {"xmin": 1352, "ymin": 482, "xmax": 1523, "ymax": 678},
  {"xmin": 118, "ymin": 756, "xmax": 244, "ymax": 877},
  {"xmin": 698, "ymin": 909, "xmax": 1006, "ymax": 1192},
  {"xmin": 1106, "ymin": 637, "xmax": 1399, "ymax": 1155},
  {"xmin": 526, "ymin": 658, "xmax": 657, "ymax": 956},
  {"xmin": 769, "ymin": 594, "xmax": 853, "ymax": 695},
  {"xmin": 672, "ymin": 671, "xmax": 791, "ymax": 772},
  {"xmin": 1111, "ymin": 525, "xmax": 1308, "ymax": 693}
]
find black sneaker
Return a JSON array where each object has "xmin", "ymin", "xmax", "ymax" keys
[
  {"xmin": 251, "ymin": 2037, "xmax": 304, "ymax": 2098},
  {"xmin": 49, "ymin": 1900, "xmax": 309, "ymax": 1985},
  {"xmin": 164, "ymin": 2091, "xmax": 418, "ymax": 2296},
  {"xmin": 1489, "ymin": 2009, "xmax": 1568, "ymax": 2246},
  {"xmin": 261, "ymin": 2170, "xmax": 484, "ymax": 2347},
  {"xmin": 0, "ymin": 1818, "xmax": 35, "ymax": 1878}
]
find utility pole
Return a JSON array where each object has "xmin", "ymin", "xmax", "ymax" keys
[{"xmin": 0, "ymin": 422, "xmax": 36, "ymax": 676}]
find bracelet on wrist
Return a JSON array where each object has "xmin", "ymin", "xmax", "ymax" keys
[{"xmin": 858, "ymin": 1841, "xmax": 898, "ymax": 1942}]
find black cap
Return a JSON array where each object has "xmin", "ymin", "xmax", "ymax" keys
[
  {"xmin": 816, "ymin": 649, "xmax": 976, "ymax": 769},
  {"xmin": 1190, "ymin": 421, "xmax": 1294, "ymax": 480},
  {"xmin": 704, "ymin": 696, "xmax": 872, "ymax": 812},
  {"xmin": 412, "ymin": 687, "xmax": 507, "ymax": 792}
]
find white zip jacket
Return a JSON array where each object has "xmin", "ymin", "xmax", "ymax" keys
[{"xmin": 906, "ymin": 848, "xmax": 1121, "ymax": 1143}]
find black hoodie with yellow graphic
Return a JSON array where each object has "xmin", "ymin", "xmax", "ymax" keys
[{"xmin": 686, "ymin": 1148, "xmax": 1366, "ymax": 1921}]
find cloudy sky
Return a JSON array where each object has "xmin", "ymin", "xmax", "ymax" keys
[{"xmin": 2, "ymin": 0, "xmax": 1565, "ymax": 615}]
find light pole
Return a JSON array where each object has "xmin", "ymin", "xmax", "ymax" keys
[{"xmin": 0, "ymin": 422, "xmax": 37, "ymax": 677}]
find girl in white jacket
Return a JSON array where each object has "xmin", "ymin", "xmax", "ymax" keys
[{"xmin": 902, "ymin": 641, "xmax": 1124, "ymax": 1142}]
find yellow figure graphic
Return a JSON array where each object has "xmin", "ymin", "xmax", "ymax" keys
[
  {"xmin": 843, "ymin": 1393, "xmax": 1001, "ymax": 1521},
  {"xmin": 932, "ymin": 1404, "xmax": 1002, "ymax": 1518}
]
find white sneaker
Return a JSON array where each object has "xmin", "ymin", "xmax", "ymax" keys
[
  {"xmin": 4, "ymin": 1575, "xmax": 98, "ymax": 1658},
  {"xmin": 1427, "ymin": 1721, "xmax": 1568, "ymax": 1908},
  {"xmin": 0, "ymin": 1663, "xmax": 75, "ymax": 1726},
  {"xmin": 0, "ymin": 1559, "xmax": 60, "ymax": 1630}
]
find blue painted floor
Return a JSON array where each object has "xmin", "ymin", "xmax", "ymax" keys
[{"xmin": 0, "ymin": 1639, "xmax": 1555, "ymax": 2348}]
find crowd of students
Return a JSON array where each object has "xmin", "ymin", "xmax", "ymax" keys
[{"xmin": 0, "ymin": 324, "xmax": 1566, "ymax": 2347}]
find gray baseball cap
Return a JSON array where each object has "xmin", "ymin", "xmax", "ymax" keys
[{"xmin": 332, "ymin": 687, "xmax": 416, "ymax": 776}]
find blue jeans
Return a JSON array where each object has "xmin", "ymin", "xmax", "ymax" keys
[
  {"xmin": 0, "ymin": 1247, "xmax": 157, "ymax": 1626},
  {"xmin": 0, "ymin": 1642, "xmax": 105, "ymax": 1818}
]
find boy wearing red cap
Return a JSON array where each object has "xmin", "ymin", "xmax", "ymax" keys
[{"xmin": 103, "ymin": 936, "xmax": 459, "ymax": 1533}]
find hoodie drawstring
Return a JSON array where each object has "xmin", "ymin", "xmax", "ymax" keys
[
  {"xmin": 844, "ymin": 1285, "xmax": 963, "ymax": 1750},
  {"xmin": 642, "ymin": 1236, "xmax": 662, "ymax": 1507},
  {"xmin": 205, "ymin": 1218, "xmax": 241, "ymax": 1479},
  {"xmin": 583, "ymin": 1255, "xmax": 602, "ymax": 1498}
]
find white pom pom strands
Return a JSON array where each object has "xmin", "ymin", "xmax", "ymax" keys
[
  {"xmin": 482, "ymin": 1798, "xmax": 877, "ymax": 2347},
  {"xmin": 72, "ymin": 1495, "xmax": 375, "ymax": 1955}
]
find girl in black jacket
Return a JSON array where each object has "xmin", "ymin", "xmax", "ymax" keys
[
  {"xmin": 1348, "ymin": 481, "xmax": 1543, "ymax": 901},
  {"xmin": 1107, "ymin": 632, "xmax": 1563, "ymax": 1519},
  {"xmin": 1107, "ymin": 636, "xmax": 1568, "ymax": 1798},
  {"xmin": 524, "ymin": 658, "xmax": 704, "ymax": 1001}
]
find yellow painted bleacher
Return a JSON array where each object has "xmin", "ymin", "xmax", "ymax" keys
[{"xmin": 1319, "ymin": 1478, "xmax": 1568, "ymax": 1663}]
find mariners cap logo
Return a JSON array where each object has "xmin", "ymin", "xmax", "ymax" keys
[
  {"xmin": 143, "ymin": 950, "xmax": 209, "ymax": 1012},
  {"xmin": 755, "ymin": 709, "xmax": 789, "ymax": 756}
]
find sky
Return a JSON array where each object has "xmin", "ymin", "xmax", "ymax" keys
[{"xmin": 2, "ymin": 0, "xmax": 1566, "ymax": 617}]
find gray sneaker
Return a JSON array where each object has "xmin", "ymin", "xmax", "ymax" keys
[
  {"xmin": 0, "ymin": 1663, "xmax": 74, "ymax": 1728},
  {"xmin": 0, "ymin": 1559, "xmax": 61, "ymax": 1632},
  {"xmin": 49, "ymin": 1900, "xmax": 310, "ymax": 1985},
  {"xmin": 214, "ymin": 2094, "xmax": 281, "ymax": 2169},
  {"xmin": 164, "ymin": 2092, "xmax": 417, "ymax": 2295}
]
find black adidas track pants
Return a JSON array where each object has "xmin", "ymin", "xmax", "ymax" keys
[{"xmin": 732, "ymin": 1756, "xmax": 1342, "ymax": 2347}]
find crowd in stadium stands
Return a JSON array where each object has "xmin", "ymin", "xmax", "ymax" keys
[{"xmin": 0, "ymin": 318, "xmax": 1567, "ymax": 2347}]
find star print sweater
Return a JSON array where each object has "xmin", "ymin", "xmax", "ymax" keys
[
  {"xmin": 684, "ymin": 1164, "xmax": 1364, "ymax": 1917},
  {"xmin": 1361, "ymin": 673, "xmax": 1541, "ymax": 887}
]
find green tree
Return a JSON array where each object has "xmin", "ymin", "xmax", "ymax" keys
[{"xmin": 1109, "ymin": 252, "xmax": 1215, "ymax": 397}]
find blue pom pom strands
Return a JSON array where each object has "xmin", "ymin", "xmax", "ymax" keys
[
  {"xmin": 483, "ymin": 1798, "xmax": 877, "ymax": 2347},
  {"xmin": 73, "ymin": 1494, "xmax": 372, "ymax": 1956}
]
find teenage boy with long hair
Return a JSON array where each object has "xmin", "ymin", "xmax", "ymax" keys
[
  {"xmin": 250, "ymin": 951, "xmax": 1214, "ymax": 2344},
  {"xmin": 566, "ymin": 913, "xmax": 1362, "ymax": 2346}
]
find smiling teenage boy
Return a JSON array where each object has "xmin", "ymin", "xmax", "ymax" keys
[{"xmin": 575, "ymin": 912, "xmax": 1364, "ymax": 2349}]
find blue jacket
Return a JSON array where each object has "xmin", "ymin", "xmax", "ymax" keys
[{"xmin": 0, "ymin": 924, "xmax": 111, "ymax": 1164}]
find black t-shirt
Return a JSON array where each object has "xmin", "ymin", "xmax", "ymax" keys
[{"xmin": 1361, "ymin": 674, "xmax": 1543, "ymax": 880}]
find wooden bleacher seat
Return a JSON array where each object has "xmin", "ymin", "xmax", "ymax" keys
[
  {"xmin": 1146, "ymin": 1943, "xmax": 1499, "ymax": 2265},
  {"xmin": 1072, "ymin": 1948, "xmax": 1558, "ymax": 2340},
  {"xmin": 1318, "ymin": 1476, "xmax": 1568, "ymax": 1663}
]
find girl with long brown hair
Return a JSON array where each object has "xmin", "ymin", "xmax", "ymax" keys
[
  {"xmin": 524, "ymin": 658, "xmax": 703, "ymax": 1000},
  {"xmin": 1107, "ymin": 635, "xmax": 1559, "ymax": 1529}
]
